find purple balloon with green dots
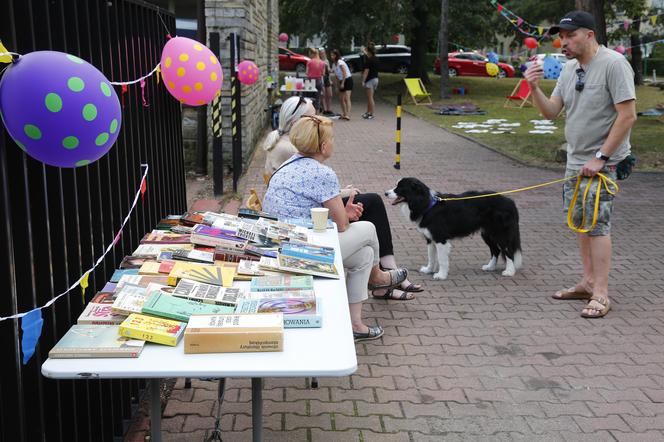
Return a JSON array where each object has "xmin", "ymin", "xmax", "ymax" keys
[{"xmin": 0, "ymin": 51, "xmax": 121, "ymax": 168}]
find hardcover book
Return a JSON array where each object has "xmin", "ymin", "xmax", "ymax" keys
[
  {"xmin": 280, "ymin": 242, "xmax": 335, "ymax": 264},
  {"xmin": 249, "ymin": 274, "xmax": 314, "ymax": 292},
  {"xmin": 118, "ymin": 313, "xmax": 186, "ymax": 346},
  {"xmin": 110, "ymin": 268, "xmax": 140, "ymax": 283},
  {"xmin": 141, "ymin": 291, "xmax": 234, "ymax": 322},
  {"xmin": 172, "ymin": 278, "xmax": 243, "ymax": 307},
  {"xmin": 111, "ymin": 284, "xmax": 149, "ymax": 315},
  {"xmin": 184, "ymin": 313, "xmax": 283, "ymax": 354},
  {"xmin": 235, "ymin": 297, "xmax": 322, "ymax": 328},
  {"xmin": 49, "ymin": 325, "xmax": 145, "ymax": 358},
  {"xmin": 77, "ymin": 302, "xmax": 127, "ymax": 325}
]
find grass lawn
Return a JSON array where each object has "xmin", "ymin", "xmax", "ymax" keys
[{"xmin": 377, "ymin": 73, "xmax": 664, "ymax": 171}]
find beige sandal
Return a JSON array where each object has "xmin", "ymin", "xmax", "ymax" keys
[{"xmin": 581, "ymin": 295, "xmax": 611, "ymax": 318}]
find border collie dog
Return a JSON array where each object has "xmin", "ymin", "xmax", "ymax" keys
[{"xmin": 385, "ymin": 177, "xmax": 522, "ymax": 280}]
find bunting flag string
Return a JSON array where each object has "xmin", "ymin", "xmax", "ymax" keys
[
  {"xmin": 0, "ymin": 163, "xmax": 150, "ymax": 323},
  {"xmin": 490, "ymin": 1, "xmax": 664, "ymax": 38}
]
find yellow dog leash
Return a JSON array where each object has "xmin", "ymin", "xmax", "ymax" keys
[{"xmin": 436, "ymin": 173, "xmax": 619, "ymax": 233}]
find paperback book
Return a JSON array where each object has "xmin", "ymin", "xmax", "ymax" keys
[
  {"xmin": 235, "ymin": 297, "xmax": 322, "ymax": 328},
  {"xmin": 118, "ymin": 313, "xmax": 186, "ymax": 346},
  {"xmin": 280, "ymin": 217, "xmax": 335, "ymax": 230},
  {"xmin": 280, "ymin": 242, "xmax": 335, "ymax": 264},
  {"xmin": 116, "ymin": 274, "xmax": 170, "ymax": 290},
  {"xmin": 110, "ymin": 268, "xmax": 139, "ymax": 283},
  {"xmin": 49, "ymin": 325, "xmax": 145, "ymax": 359},
  {"xmin": 167, "ymin": 261, "xmax": 235, "ymax": 287},
  {"xmin": 184, "ymin": 313, "xmax": 283, "ymax": 354},
  {"xmin": 119, "ymin": 255, "xmax": 154, "ymax": 269},
  {"xmin": 241, "ymin": 289, "xmax": 316, "ymax": 300},
  {"xmin": 171, "ymin": 249, "xmax": 215, "ymax": 264},
  {"xmin": 141, "ymin": 291, "xmax": 234, "ymax": 322},
  {"xmin": 111, "ymin": 283, "xmax": 149, "ymax": 315},
  {"xmin": 132, "ymin": 243, "xmax": 194, "ymax": 258},
  {"xmin": 249, "ymin": 274, "xmax": 314, "ymax": 292},
  {"xmin": 140, "ymin": 230, "xmax": 191, "ymax": 244},
  {"xmin": 77, "ymin": 302, "xmax": 127, "ymax": 325},
  {"xmin": 276, "ymin": 254, "xmax": 339, "ymax": 279},
  {"xmin": 180, "ymin": 211, "xmax": 206, "ymax": 226},
  {"xmin": 172, "ymin": 278, "xmax": 243, "ymax": 307},
  {"xmin": 190, "ymin": 225, "xmax": 247, "ymax": 250}
]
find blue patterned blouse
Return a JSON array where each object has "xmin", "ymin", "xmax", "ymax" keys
[{"xmin": 263, "ymin": 153, "xmax": 340, "ymax": 219}]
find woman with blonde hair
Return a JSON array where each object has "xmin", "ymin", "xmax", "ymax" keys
[
  {"xmin": 263, "ymin": 116, "xmax": 409, "ymax": 341},
  {"xmin": 330, "ymin": 49, "xmax": 353, "ymax": 120},
  {"xmin": 306, "ymin": 47, "xmax": 325, "ymax": 112}
]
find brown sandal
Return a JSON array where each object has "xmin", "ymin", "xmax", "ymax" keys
[
  {"xmin": 552, "ymin": 287, "xmax": 593, "ymax": 300},
  {"xmin": 581, "ymin": 295, "xmax": 611, "ymax": 318}
]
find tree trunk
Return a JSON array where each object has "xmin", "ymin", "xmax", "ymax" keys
[
  {"xmin": 575, "ymin": 0, "xmax": 606, "ymax": 45},
  {"xmin": 439, "ymin": 0, "xmax": 450, "ymax": 98},
  {"xmin": 630, "ymin": 16, "xmax": 643, "ymax": 85},
  {"xmin": 407, "ymin": 1, "xmax": 430, "ymax": 83}
]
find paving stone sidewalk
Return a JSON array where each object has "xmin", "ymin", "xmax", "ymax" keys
[{"xmin": 160, "ymin": 89, "xmax": 664, "ymax": 441}]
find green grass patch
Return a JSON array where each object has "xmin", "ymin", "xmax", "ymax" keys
[{"xmin": 377, "ymin": 74, "xmax": 664, "ymax": 171}]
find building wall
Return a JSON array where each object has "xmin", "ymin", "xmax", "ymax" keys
[{"xmin": 206, "ymin": 0, "xmax": 278, "ymax": 175}]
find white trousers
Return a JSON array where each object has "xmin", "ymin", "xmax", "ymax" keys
[{"xmin": 338, "ymin": 221, "xmax": 380, "ymax": 304}]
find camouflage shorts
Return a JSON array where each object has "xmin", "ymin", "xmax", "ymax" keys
[{"xmin": 562, "ymin": 166, "xmax": 617, "ymax": 236}]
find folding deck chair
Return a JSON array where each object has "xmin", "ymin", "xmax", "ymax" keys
[
  {"xmin": 404, "ymin": 78, "xmax": 432, "ymax": 105},
  {"xmin": 504, "ymin": 79, "xmax": 533, "ymax": 108}
]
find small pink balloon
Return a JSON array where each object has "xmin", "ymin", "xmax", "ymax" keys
[
  {"xmin": 278, "ymin": 33, "xmax": 289, "ymax": 43},
  {"xmin": 524, "ymin": 37, "xmax": 538, "ymax": 49},
  {"xmin": 614, "ymin": 45, "xmax": 626, "ymax": 54},
  {"xmin": 160, "ymin": 36, "xmax": 223, "ymax": 106},
  {"xmin": 237, "ymin": 60, "xmax": 259, "ymax": 85}
]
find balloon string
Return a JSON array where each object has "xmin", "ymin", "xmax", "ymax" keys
[{"xmin": 109, "ymin": 62, "xmax": 161, "ymax": 86}]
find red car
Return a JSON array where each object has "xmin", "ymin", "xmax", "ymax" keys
[
  {"xmin": 279, "ymin": 47, "xmax": 310, "ymax": 74},
  {"xmin": 434, "ymin": 52, "xmax": 515, "ymax": 78}
]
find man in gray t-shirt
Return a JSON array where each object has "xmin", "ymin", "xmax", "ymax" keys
[{"xmin": 524, "ymin": 10, "xmax": 637, "ymax": 319}]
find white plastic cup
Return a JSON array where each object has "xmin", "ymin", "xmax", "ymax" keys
[{"xmin": 310, "ymin": 207, "xmax": 329, "ymax": 232}]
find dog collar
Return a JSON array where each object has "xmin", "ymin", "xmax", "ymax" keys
[{"xmin": 422, "ymin": 196, "xmax": 441, "ymax": 216}]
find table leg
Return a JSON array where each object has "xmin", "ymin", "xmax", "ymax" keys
[
  {"xmin": 150, "ymin": 378, "xmax": 162, "ymax": 442},
  {"xmin": 251, "ymin": 377, "xmax": 263, "ymax": 442}
]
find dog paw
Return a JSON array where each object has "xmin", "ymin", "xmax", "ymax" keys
[
  {"xmin": 501, "ymin": 269, "xmax": 516, "ymax": 277},
  {"xmin": 433, "ymin": 272, "xmax": 448, "ymax": 280},
  {"xmin": 481, "ymin": 263, "xmax": 497, "ymax": 271},
  {"xmin": 419, "ymin": 266, "xmax": 435, "ymax": 274}
]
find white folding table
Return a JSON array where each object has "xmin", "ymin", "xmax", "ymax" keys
[{"xmin": 42, "ymin": 227, "xmax": 357, "ymax": 442}]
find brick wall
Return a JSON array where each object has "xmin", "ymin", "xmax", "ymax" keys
[{"xmin": 182, "ymin": 0, "xmax": 278, "ymax": 176}]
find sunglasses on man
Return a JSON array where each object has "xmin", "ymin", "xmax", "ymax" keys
[{"xmin": 575, "ymin": 68, "xmax": 586, "ymax": 92}]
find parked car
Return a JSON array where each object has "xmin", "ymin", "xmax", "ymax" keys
[
  {"xmin": 434, "ymin": 52, "xmax": 516, "ymax": 78},
  {"xmin": 342, "ymin": 45, "xmax": 411, "ymax": 74},
  {"xmin": 279, "ymin": 47, "xmax": 310, "ymax": 74},
  {"xmin": 524, "ymin": 53, "xmax": 568, "ymax": 70}
]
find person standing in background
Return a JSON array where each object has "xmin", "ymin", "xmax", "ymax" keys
[
  {"xmin": 306, "ymin": 48, "xmax": 326, "ymax": 113},
  {"xmin": 330, "ymin": 49, "xmax": 353, "ymax": 120},
  {"xmin": 361, "ymin": 42, "xmax": 379, "ymax": 119},
  {"xmin": 319, "ymin": 48, "xmax": 334, "ymax": 116}
]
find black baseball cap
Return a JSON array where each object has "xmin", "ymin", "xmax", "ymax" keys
[{"xmin": 549, "ymin": 11, "xmax": 596, "ymax": 34}]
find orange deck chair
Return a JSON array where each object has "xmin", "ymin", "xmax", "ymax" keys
[{"xmin": 504, "ymin": 79, "xmax": 533, "ymax": 108}]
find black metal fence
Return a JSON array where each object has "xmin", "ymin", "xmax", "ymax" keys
[{"xmin": 0, "ymin": 1, "xmax": 186, "ymax": 441}]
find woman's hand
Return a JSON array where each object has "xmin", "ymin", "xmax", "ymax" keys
[
  {"xmin": 345, "ymin": 193, "xmax": 364, "ymax": 221},
  {"xmin": 339, "ymin": 184, "xmax": 361, "ymax": 199}
]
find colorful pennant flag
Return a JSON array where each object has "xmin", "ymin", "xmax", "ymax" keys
[
  {"xmin": 21, "ymin": 309, "xmax": 44, "ymax": 365},
  {"xmin": 0, "ymin": 40, "xmax": 12, "ymax": 63}
]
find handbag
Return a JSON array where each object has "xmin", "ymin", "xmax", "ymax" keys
[{"xmin": 616, "ymin": 153, "xmax": 636, "ymax": 180}]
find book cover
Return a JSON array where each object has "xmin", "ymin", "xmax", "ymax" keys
[
  {"xmin": 49, "ymin": 325, "xmax": 145, "ymax": 358},
  {"xmin": 142, "ymin": 291, "xmax": 234, "ymax": 322},
  {"xmin": 168, "ymin": 262, "xmax": 235, "ymax": 287},
  {"xmin": 138, "ymin": 261, "xmax": 164, "ymax": 276},
  {"xmin": 140, "ymin": 230, "xmax": 191, "ymax": 244},
  {"xmin": 238, "ymin": 208, "xmax": 278, "ymax": 221},
  {"xmin": 237, "ymin": 259, "xmax": 267, "ymax": 276},
  {"xmin": 249, "ymin": 274, "xmax": 314, "ymax": 292},
  {"xmin": 132, "ymin": 243, "xmax": 194, "ymax": 258},
  {"xmin": 90, "ymin": 292, "xmax": 116, "ymax": 304},
  {"xmin": 77, "ymin": 302, "xmax": 127, "ymax": 325},
  {"xmin": 235, "ymin": 297, "xmax": 322, "ymax": 328},
  {"xmin": 170, "ymin": 225, "xmax": 193, "ymax": 234},
  {"xmin": 118, "ymin": 313, "xmax": 186, "ymax": 346},
  {"xmin": 242, "ymin": 289, "xmax": 316, "ymax": 300},
  {"xmin": 171, "ymin": 249, "xmax": 215, "ymax": 264},
  {"xmin": 280, "ymin": 242, "xmax": 335, "ymax": 264},
  {"xmin": 116, "ymin": 274, "xmax": 170, "ymax": 290},
  {"xmin": 101, "ymin": 282, "xmax": 117, "ymax": 293},
  {"xmin": 244, "ymin": 244, "xmax": 278, "ymax": 259},
  {"xmin": 110, "ymin": 268, "xmax": 140, "ymax": 283},
  {"xmin": 184, "ymin": 313, "xmax": 283, "ymax": 354},
  {"xmin": 111, "ymin": 284, "xmax": 149, "ymax": 315},
  {"xmin": 172, "ymin": 278, "xmax": 243, "ymax": 307},
  {"xmin": 280, "ymin": 217, "xmax": 335, "ymax": 230},
  {"xmin": 158, "ymin": 260, "xmax": 177, "ymax": 274},
  {"xmin": 119, "ymin": 255, "xmax": 153, "ymax": 269},
  {"xmin": 190, "ymin": 225, "xmax": 247, "ymax": 249},
  {"xmin": 180, "ymin": 211, "xmax": 206, "ymax": 226},
  {"xmin": 277, "ymin": 254, "xmax": 340, "ymax": 279}
]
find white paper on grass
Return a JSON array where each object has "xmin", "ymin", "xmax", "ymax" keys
[
  {"xmin": 485, "ymin": 119, "xmax": 508, "ymax": 124},
  {"xmin": 534, "ymin": 126, "xmax": 557, "ymax": 130},
  {"xmin": 530, "ymin": 119, "xmax": 554, "ymax": 125},
  {"xmin": 529, "ymin": 130, "xmax": 554, "ymax": 134},
  {"xmin": 465, "ymin": 129, "xmax": 489, "ymax": 133}
]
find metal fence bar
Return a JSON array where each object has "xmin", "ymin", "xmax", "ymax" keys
[{"xmin": 0, "ymin": 1, "xmax": 185, "ymax": 440}]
